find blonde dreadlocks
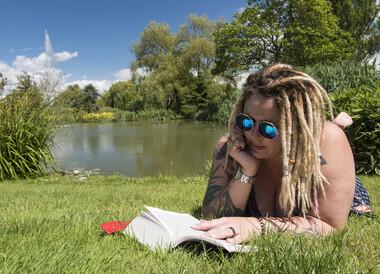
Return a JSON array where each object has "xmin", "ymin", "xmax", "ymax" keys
[{"xmin": 226, "ymin": 64, "xmax": 334, "ymax": 216}]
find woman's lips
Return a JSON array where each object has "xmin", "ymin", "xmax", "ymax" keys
[{"xmin": 249, "ymin": 143, "xmax": 266, "ymax": 151}]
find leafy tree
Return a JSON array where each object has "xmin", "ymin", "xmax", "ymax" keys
[
  {"xmin": 131, "ymin": 15, "xmax": 232, "ymax": 120},
  {"xmin": 82, "ymin": 84, "xmax": 100, "ymax": 113},
  {"xmin": 328, "ymin": 0, "xmax": 380, "ymax": 62},
  {"xmin": 55, "ymin": 85, "xmax": 84, "ymax": 110},
  {"xmin": 214, "ymin": 0, "xmax": 355, "ymax": 76},
  {"xmin": 15, "ymin": 73, "xmax": 35, "ymax": 93},
  {"xmin": 131, "ymin": 22, "xmax": 177, "ymax": 72},
  {"xmin": 102, "ymin": 80, "xmax": 143, "ymax": 111}
]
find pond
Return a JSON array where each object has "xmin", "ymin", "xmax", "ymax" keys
[{"xmin": 52, "ymin": 121, "xmax": 226, "ymax": 177}]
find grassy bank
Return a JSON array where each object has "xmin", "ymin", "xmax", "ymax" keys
[{"xmin": 0, "ymin": 175, "xmax": 379, "ymax": 273}]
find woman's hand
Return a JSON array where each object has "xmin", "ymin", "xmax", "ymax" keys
[
  {"xmin": 228, "ymin": 144, "xmax": 260, "ymax": 176},
  {"xmin": 191, "ymin": 217, "xmax": 261, "ymax": 244}
]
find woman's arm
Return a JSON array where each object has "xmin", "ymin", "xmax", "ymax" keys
[
  {"xmin": 192, "ymin": 215, "xmax": 335, "ymax": 244},
  {"xmin": 201, "ymin": 137, "xmax": 257, "ymax": 218},
  {"xmin": 317, "ymin": 122, "xmax": 356, "ymax": 228}
]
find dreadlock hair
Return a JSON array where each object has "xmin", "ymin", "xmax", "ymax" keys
[{"xmin": 225, "ymin": 64, "xmax": 334, "ymax": 216}]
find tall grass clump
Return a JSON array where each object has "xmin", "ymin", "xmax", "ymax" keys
[
  {"xmin": 303, "ymin": 61, "xmax": 380, "ymax": 93},
  {"xmin": 304, "ymin": 61, "xmax": 380, "ymax": 175},
  {"xmin": 0, "ymin": 87, "xmax": 56, "ymax": 180}
]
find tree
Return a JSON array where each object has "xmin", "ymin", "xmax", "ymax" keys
[
  {"xmin": 54, "ymin": 84, "xmax": 84, "ymax": 110},
  {"xmin": 328, "ymin": 0, "xmax": 380, "ymax": 62},
  {"xmin": 102, "ymin": 80, "xmax": 143, "ymax": 111},
  {"xmin": 214, "ymin": 0, "xmax": 355, "ymax": 76},
  {"xmin": 15, "ymin": 73, "xmax": 35, "ymax": 93},
  {"xmin": 82, "ymin": 84, "xmax": 100, "ymax": 113},
  {"xmin": 131, "ymin": 22, "xmax": 177, "ymax": 72},
  {"xmin": 131, "ymin": 15, "xmax": 231, "ymax": 119}
]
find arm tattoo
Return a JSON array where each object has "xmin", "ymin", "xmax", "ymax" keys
[
  {"xmin": 202, "ymin": 186, "xmax": 245, "ymax": 218},
  {"xmin": 202, "ymin": 184, "xmax": 223, "ymax": 207},
  {"xmin": 214, "ymin": 142, "xmax": 227, "ymax": 160},
  {"xmin": 202, "ymin": 141, "xmax": 244, "ymax": 218},
  {"xmin": 319, "ymin": 155, "xmax": 327, "ymax": 165}
]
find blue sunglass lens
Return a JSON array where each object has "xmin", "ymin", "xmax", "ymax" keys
[
  {"xmin": 242, "ymin": 118, "xmax": 253, "ymax": 129},
  {"xmin": 236, "ymin": 115, "xmax": 253, "ymax": 130},
  {"xmin": 259, "ymin": 123, "xmax": 278, "ymax": 139}
]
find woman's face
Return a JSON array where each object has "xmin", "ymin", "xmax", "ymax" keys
[{"xmin": 242, "ymin": 92, "xmax": 282, "ymax": 160}]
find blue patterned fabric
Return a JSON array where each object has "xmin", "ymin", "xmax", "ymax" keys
[{"xmin": 351, "ymin": 177, "xmax": 371, "ymax": 215}]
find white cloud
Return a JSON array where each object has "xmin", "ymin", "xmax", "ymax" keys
[
  {"xmin": 0, "ymin": 48, "xmax": 79, "ymax": 94},
  {"xmin": 55, "ymin": 51, "xmax": 79, "ymax": 62},
  {"xmin": 62, "ymin": 80, "xmax": 112, "ymax": 94},
  {"xmin": 114, "ymin": 68, "xmax": 133, "ymax": 80},
  {"xmin": 114, "ymin": 67, "xmax": 148, "ymax": 80}
]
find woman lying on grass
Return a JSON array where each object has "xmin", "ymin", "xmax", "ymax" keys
[{"xmin": 192, "ymin": 64, "xmax": 371, "ymax": 243}]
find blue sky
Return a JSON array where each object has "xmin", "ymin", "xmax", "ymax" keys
[{"xmin": 1, "ymin": 0, "xmax": 247, "ymax": 92}]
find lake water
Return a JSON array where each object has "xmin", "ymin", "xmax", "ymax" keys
[{"xmin": 52, "ymin": 121, "xmax": 226, "ymax": 177}]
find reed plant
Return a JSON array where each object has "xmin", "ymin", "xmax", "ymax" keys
[
  {"xmin": 0, "ymin": 88, "xmax": 56, "ymax": 180},
  {"xmin": 303, "ymin": 61, "xmax": 380, "ymax": 93}
]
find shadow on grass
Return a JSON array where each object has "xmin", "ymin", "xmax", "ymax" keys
[{"xmin": 177, "ymin": 241, "xmax": 236, "ymax": 261}]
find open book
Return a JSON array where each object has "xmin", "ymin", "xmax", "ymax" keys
[{"xmin": 124, "ymin": 206, "xmax": 255, "ymax": 253}]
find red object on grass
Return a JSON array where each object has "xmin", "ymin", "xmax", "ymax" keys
[{"xmin": 100, "ymin": 220, "xmax": 131, "ymax": 234}]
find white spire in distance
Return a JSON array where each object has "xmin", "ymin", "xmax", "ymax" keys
[{"xmin": 44, "ymin": 30, "xmax": 55, "ymax": 67}]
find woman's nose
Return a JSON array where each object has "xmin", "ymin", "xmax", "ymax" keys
[{"xmin": 250, "ymin": 124, "xmax": 263, "ymax": 140}]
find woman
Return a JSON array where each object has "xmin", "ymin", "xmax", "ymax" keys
[{"xmin": 192, "ymin": 64, "xmax": 370, "ymax": 243}]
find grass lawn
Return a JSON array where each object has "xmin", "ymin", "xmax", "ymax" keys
[{"xmin": 0, "ymin": 175, "xmax": 379, "ymax": 273}]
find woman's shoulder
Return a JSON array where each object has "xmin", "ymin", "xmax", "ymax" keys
[{"xmin": 322, "ymin": 121, "xmax": 348, "ymax": 144}]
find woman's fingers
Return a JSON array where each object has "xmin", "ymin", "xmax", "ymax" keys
[
  {"xmin": 191, "ymin": 218, "xmax": 226, "ymax": 231},
  {"xmin": 204, "ymin": 226, "xmax": 236, "ymax": 240},
  {"xmin": 226, "ymin": 234, "xmax": 243, "ymax": 244}
]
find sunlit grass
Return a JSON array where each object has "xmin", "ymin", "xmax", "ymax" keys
[{"xmin": 0, "ymin": 175, "xmax": 378, "ymax": 273}]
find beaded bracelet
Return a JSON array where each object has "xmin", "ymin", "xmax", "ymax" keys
[{"xmin": 258, "ymin": 217, "xmax": 266, "ymax": 235}]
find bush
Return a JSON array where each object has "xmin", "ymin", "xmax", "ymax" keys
[
  {"xmin": 331, "ymin": 87, "xmax": 380, "ymax": 175},
  {"xmin": 82, "ymin": 112, "xmax": 113, "ymax": 122},
  {"xmin": 0, "ymin": 89, "xmax": 56, "ymax": 180},
  {"xmin": 303, "ymin": 61, "xmax": 380, "ymax": 93}
]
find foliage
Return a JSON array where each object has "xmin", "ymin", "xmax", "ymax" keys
[
  {"xmin": 82, "ymin": 112, "xmax": 114, "ymax": 122},
  {"xmin": 54, "ymin": 84, "xmax": 85, "ymax": 110},
  {"xmin": 303, "ymin": 61, "xmax": 380, "ymax": 92},
  {"xmin": 130, "ymin": 15, "xmax": 231, "ymax": 120},
  {"xmin": 214, "ymin": 0, "xmax": 355, "ymax": 76},
  {"xmin": 102, "ymin": 80, "xmax": 144, "ymax": 112},
  {"xmin": 81, "ymin": 84, "xmax": 100, "ymax": 113},
  {"xmin": 328, "ymin": 0, "xmax": 380, "ymax": 62},
  {"xmin": 0, "ymin": 86, "xmax": 55, "ymax": 180},
  {"xmin": 0, "ymin": 175, "xmax": 379, "ymax": 272},
  {"xmin": 331, "ymin": 87, "xmax": 380, "ymax": 175}
]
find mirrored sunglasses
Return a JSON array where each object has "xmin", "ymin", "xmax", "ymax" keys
[{"xmin": 235, "ymin": 113, "xmax": 278, "ymax": 139}]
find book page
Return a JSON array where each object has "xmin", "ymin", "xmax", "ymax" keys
[
  {"xmin": 145, "ymin": 206, "xmax": 204, "ymax": 240},
  {"xmin": 145, "ymin": 206, "xmax": 255, "ymax": 253},
  {"xmin": 124, "ymin": 212, "xmax": 172, "ymax": 250}
]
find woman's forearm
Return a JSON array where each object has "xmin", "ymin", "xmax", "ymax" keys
[
  {"xmin": 201, "ymin": 179, "xmax": 253, "ymax": 218},
  {"xmin": 260, "ymin": 216, "xmax": 335, "ymax": 235}
]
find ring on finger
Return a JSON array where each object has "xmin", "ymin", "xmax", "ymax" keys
[{"xmin": 228, "ymin": 226, "xmax": 236, "ymax": 237}]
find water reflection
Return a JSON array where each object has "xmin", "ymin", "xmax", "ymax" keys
[{"xmin": 53, "ymin": 121, "xmax": 226, "ymax": 177}]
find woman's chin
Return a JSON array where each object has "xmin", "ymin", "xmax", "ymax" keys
[{"xmin": 250, "ymin": 147, "xmax": 267, "ymax": 159}]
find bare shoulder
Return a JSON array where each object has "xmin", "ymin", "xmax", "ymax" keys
[
  {"xmin": 320, "ymin": 121, "xmax": 354, "ymax": 175},
  {"xmin": 322, "ymin": 121, "xmax": 348, "ymax": 144}
]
